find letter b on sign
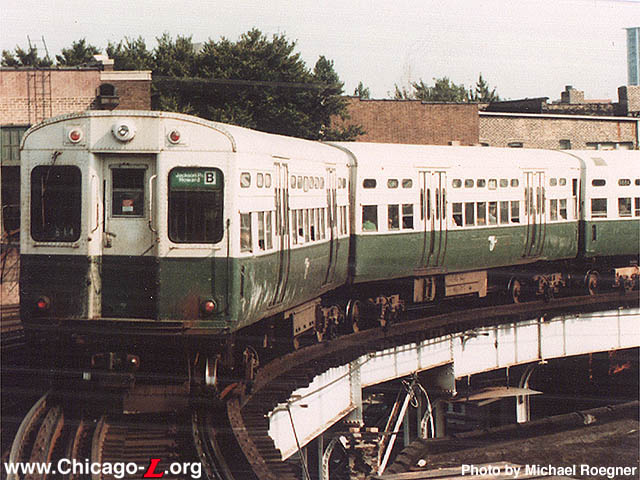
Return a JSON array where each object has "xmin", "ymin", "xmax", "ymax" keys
[{"xmin": 205, "ymin": 171, "xmax": 216, "ymax": 185}]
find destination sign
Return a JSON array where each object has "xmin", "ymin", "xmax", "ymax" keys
[{"xmin": 170, "ymin": 168, "xmax": 222, "ymax": 190}]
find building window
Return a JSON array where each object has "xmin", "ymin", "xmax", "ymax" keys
[
  {"xmin": 559, "ymin": 139, "xmax": 571, "ymax": 150},
  {"xmin": 1, "ymin": 126, "xmax": 28, "ymax": 163}
]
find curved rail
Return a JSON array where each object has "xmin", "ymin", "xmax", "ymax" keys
[{"xmin": 226, "ymin": 291, "xmax": 639, "ymax": 480}]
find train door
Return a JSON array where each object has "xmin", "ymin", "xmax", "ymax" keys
[
  {"xmin": 324, "ymin": 167, "xmax": 338, "ymax": 285},
  {"xmin": 523, "ymin": 171, "xmax": 545, "ymax": 258},
  {"xmin": 419, "ymin": 171, "xmax": 447, "ymax": 268},
  {"xmin": 271, "ymin": 161, "xmax": 291, "ymax": 306},
  {"xmin": 101, "ymin": 156, "xmax": 158, "ymax": 318}
]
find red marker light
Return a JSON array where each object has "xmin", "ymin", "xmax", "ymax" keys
[
  {"xmin": 168, "ymin": 130, "xmax": 181, "ymax": 143},
  {"xmin": 36, "ymin": 296, "xmax": 51, "ymax": 311},
  {"xmin": 68, "ymin": 129, "xmax": 82, "ymax": 143},
  {"xmin": 201, "ymin": 299, "xmax": 216, "ymax": 315}
]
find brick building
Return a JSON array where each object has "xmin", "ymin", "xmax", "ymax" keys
[
  {"xmin": 479, "ymin": 86, "xmax": 640, "ymax": 150},
  {"xmin": 333, "ymin": 97, "xmax": 479, "ymax": 145},
  {"xmin": 0, "ymin": 58, "xmax": 151, "ymax": 240}
]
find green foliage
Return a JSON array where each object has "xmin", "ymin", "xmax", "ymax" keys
[
  {"xmin": 470, "ymin": 73, "xmax": 500, "ymax": 102},
  {"xmin": 55, "ymin": 39, "xmax": 100, "ymax": 66},
  {"xmin": 354, "ymin": 82, "xmax": 370, "ymax": 99},
  {"xmin": 1, "ymin": 45, "xmax": 52, "ymax": 67},
  {"xmin": 152, "ymin": 30, "xmax": 360, "ymax": 140},
  {"xmin": 413, "ymin": 77, "xmax": 469, "ymax": 102},
  {"xmin": 106, "ymin": 37, "xmax": 155, "ymax": 71}
]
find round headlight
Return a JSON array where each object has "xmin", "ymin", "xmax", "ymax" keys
[{"xmin": 112, "ymin": 121, "xmax": 136, "ymax": 142}]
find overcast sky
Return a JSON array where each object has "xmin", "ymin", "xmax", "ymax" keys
[{"xmin": 2, "ymin": 0, "xmax": 639, "ymax": 101}]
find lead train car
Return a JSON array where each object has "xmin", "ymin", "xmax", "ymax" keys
[
  {"xmin": 20, "ymin": 111, "xmax": 350, "ymax": 373},
  {"xmin": 19, "ymin": 111, "xmax": 639, "ymax": 376}
]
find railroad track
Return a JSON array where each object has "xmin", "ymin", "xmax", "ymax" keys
[
  {"xmin": 5, "ymin": 292, "xmax": 638, "ymax": 480},
  {"xmin": 226, "ymin": 291, "xmax": 640, "ymax": 480}
]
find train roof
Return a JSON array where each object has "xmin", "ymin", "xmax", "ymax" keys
[
  {"xmin": 331, "ymin": 142, "xmax": 583, "ymax": 171},
  {"xmin": 21, "ymin": 110, "xmax": 348, "ymax": 163},
  {"xmin": 561, "ymin": 149, "xmax": 640, "ymax": 176}
]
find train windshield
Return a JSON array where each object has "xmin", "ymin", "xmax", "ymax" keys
[
  {"xmin": 30, "ymin": 166, "xmax": 81, "ymax": 242},
  {"xmin": 169, "ymin": 167, "xmax": 224, "ymax": 243}
]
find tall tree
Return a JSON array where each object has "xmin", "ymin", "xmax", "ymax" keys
[
  {"xmin": 56, "ymin": 39, "xmax": 100, "ymax": 66},
  {"xmin": 152, "ymin": 29, "xmax": 361, "ymax": 140},
  {"xmin": 106, "ymin": 36, "xmax": 154, "ymax": 71},
  {"xmin": 469, "ymin": 73, "xmax": 500, "ymax": 102}
]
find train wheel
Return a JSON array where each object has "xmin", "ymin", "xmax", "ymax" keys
[
  {"xmin": 508, "ymin": 278, "xmax": 522, "ymax": 304},
  {"xmin": 585, "ymin": 271, "xmax": 599, "ymax": 296}
]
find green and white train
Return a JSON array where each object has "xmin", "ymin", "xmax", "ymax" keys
[{"xmin": 19, "ymin": 111, "xmax": 639, "ymax": 378}]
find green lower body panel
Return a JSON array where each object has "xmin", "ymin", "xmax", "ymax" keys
[
  {"xmin": 351, "ymin": 223, "xmax": 579, "ymax": 283},
  {"xmin": 583, "ymin": 219, "xmax": 640, "ymax": 258}
]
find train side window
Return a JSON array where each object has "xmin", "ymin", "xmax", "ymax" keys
[
  {"xmin": 297, "ymin": 176, "xmax": 303, "ymax": 189},
  {"xmin": 635, "ymin": 198, "xmax": 640, "ymax": 217},
  {"xmin": 169, "ymin": 168, "xmax": 224, "ymax": 243},
  {"xmin": 510, "ymin": 201, "xmax": 520, "ymax": 223},
  {"xmin": 499, "ymin": 201, "xmax": 509, "ymax": 224},
  {"xmin": 304, "ymin": 177, "xmax": 310, "ymax": 192},
  {"xmin": 636, "ymin": 179, "xmax": 640, "ymax": 186},
  {"xmin": 258, "ymin": 212, "xmax": 265, "ymax": 249},
  {"xmin": 362, "ymin": 205, "xmax": 378, "ymax": 231},
  {"xmin": 464, "ymin": 202, "xmax": 475, "ymax": 226},
  {"xmin": 511, "ymin": 179, "xmax": 519, "ymax": 187},
  {"xmin": 500, "ymin": 179, "xmax": 508, "ymax": 188},
  {"xmin": 477, "ymin": 179, "xmax": 486, "ymax": 188},
  {"xmin": 591, "ymin": 198, "xmax": 607, "ymax": 218},
  {"xmin": 592, "ymin": 179, "xmax": 606, "ymax": 187},
  {"xmin": 388, "ymin": 204, "xmax": 399, "ymax": 230},
  {"xmin": 387, "ymin": 179, "xmax": 399, "ymax": 189},
  {"xmin": 291, "ymin": 175, "xmax": 296, "ymax": 189},
  {"xmin": 240, "ymin": 213, "xmax": 252, "ymax": 252},
  {"xmin": 402, "ymin": 204, "xmax": 414, "ymax": 229},
  {"xmin": 320, "ymin": 208, "xmax": 326, "ymax": 239},
  {"xmin": 402, "ymin": 179, "xmax": 413, "ymax": 188},
  {"xmin": 257, "ymin": 173, "xmax": 264, "ymax": 188},
  {"xmin": 488, "ymin": 179, "xmax": 497, "ymax": 190},
  {"xmin": 342, "ymin": 206, "xmax": 348, "ymax": 235},
  {"xmin": 559, "ymin": 178, "xmax": 566, "ymax": 186},
  {"xmin": 464, "ymin": 179, "xmax": 474, "ymax": 188},
  {"xmin": 619, "ymin": 179, "xmax": 631, "ymax": 187},
  {"xmin": 488, "ymin": 202, "xmax": 497, "ymax": 224},
  {"xmin": 363, "ymin": 179, "xmax": 377, "ymax": 189},
  {"xmin": 550, "ymin": 199, "xmax": 558, "ymax": 221},
  {"xmin": 549, "ymin": 178, "xmax": 557, "ymax": 187},
  {"xmin": 310, "ymin": 209, "xmax": 316, "ymax": 240},
  {"xmin": 30, "ymin": 166, "xmax": 82, "ymax": 242},
  {"xmin": 266, "ymin": 211, "xmax": 273, "ymax": 249},
  {"xmin": 559, "ymin": 199, "xmax": 567, "ymax": 220},
  {"xmin": 452, "ymin": 179, "xmax": 462, "ymax": 188},
  {"xmin": 320, "ymin": 177, "xmax": 325, "ymax": 189},
  {"xmin": 291, "ymin": 210, "xmax": 298, "ymax": 245},
  {"xmin": 618, "ymin": 198, "xmax": 632, "ymax": 217},
  {"xmin": 304, "ymin": 209, "xmax": 310, "ymax": 242},
  {"xmin": 452, "ymin": 203, "xmax": 463, "ymax": 226},
  {"xmin": 297, "ymin": 210, "xmax": 305, "ymax": 243},
  {"xmin": 112, "ymin": 168, "xmax": 145, "ymax": 217},
  {"xmin": 477, "ymin": 202, "xmax": 486, "ymax": 225}
]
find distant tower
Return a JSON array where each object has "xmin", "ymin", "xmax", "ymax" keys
[{"xmin": 627, "ymin": 27, "xmax": 640, "ymax": 86}]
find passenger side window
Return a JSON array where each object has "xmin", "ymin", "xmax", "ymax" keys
[
  {"xmin": 388, "ymin": 205, "xmax": 399, "ymax": 230},
  {"xmin": 550, "ymin": 199, "xmax": 558, "ymax": 221},
  {"xmin": 452, "ymin": 203, "xmax": 463, "ymax": 227},
  {"xmin": 510, "ymin": 201, "xmax": 520, "ymax": 223},
  {"xmin": 477, "ymin": 202, "xmax": 486, "ymax": 226},
  {"xmin": 402, "ymin": 204, "xmax": 414, "ymax": 229},
  {"xmin": 559, "ymin": 199, "xmax": 567, "ymax": 220},
  {"xmin": 499, "ymin": 201, "xmax": 509, "ymax": 224},
  {"xmin": 362, "ymin": 205, "xmax": 378, "ymax": 231},
  {"xmin": 240, "ymin": 213, "xmax": 252, "ymax": 252},
  {"xmin": 619, "ymin": 198, "xmax": 632, "ymax": 217},
  {"xmin": 591, "ymin": 198, "xmax": 607, "ymax": 218},
  {"xmin": 465, "ymin": 202, "xmax": 475, "ymax": 226}
]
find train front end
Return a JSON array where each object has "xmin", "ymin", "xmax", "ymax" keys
[{"xmin": 19, "ymin": 111, "xmax": 234, "ymax": 380}]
